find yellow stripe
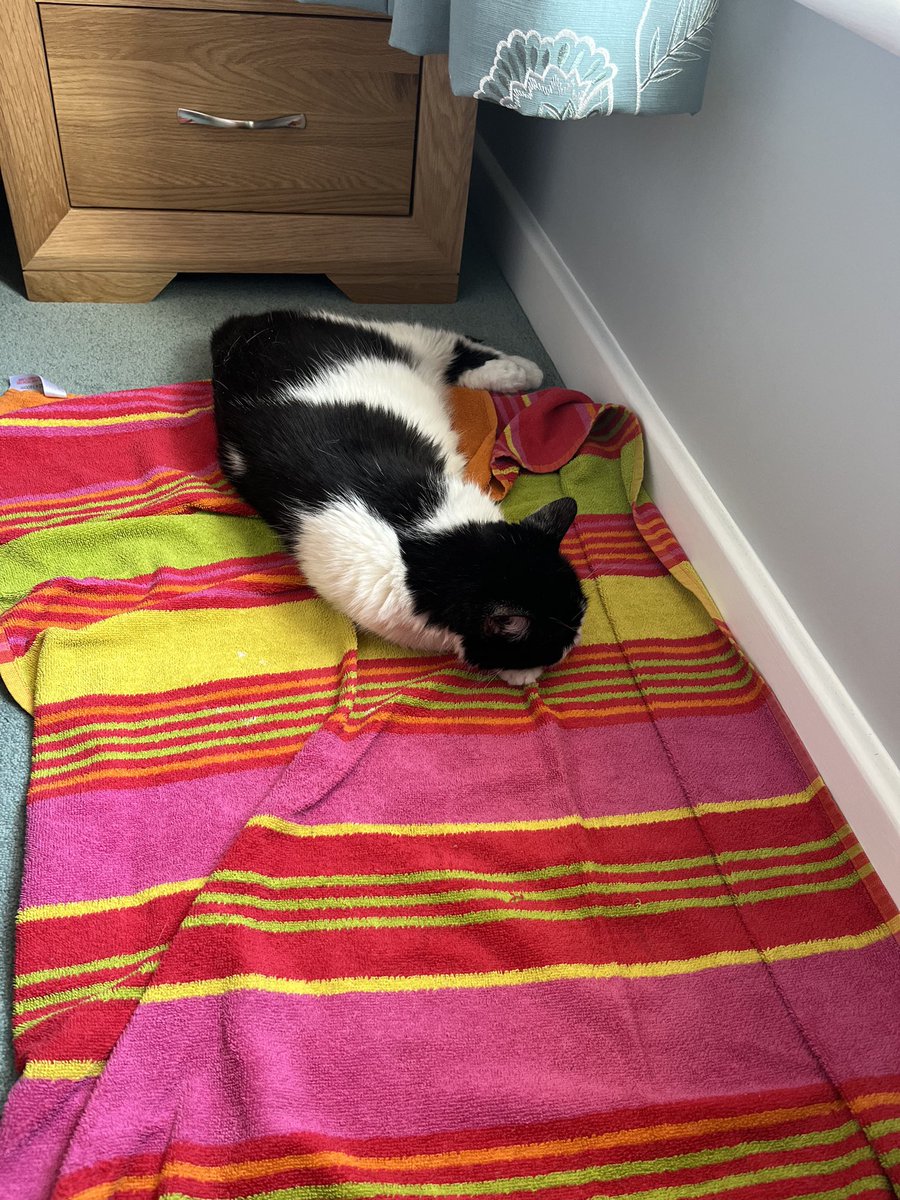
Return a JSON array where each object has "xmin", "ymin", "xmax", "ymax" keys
[
  {"xmin": 142, "ymin": 914, "xmax": 900, "ymax": 1003},
  {"xmin": 23, "ymin": 1059, "xmax": 104, "ymax": 1080},
  {"xmin": 250, "ymin": 779, "xmax": 824, "ymax": 840},
  {"xmin": 2, "ymin": 406, "xmax": 209, "ymax": 428},
  {"xmin": 17, "ymin": 878, "xmax": 205, "ymax": 923}
]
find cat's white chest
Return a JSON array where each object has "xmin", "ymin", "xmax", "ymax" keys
[{"xmin": 292, "ymin": 498, "xmax": 461, "ymax": 655}]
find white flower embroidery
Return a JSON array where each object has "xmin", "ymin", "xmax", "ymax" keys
[{"xmin": 476, "ymin": 29, "xmax": 617, "ymax": 120}]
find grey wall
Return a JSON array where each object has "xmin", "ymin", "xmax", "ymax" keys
[{"xmin": 477, "ymin": 0, "xmax": 900, "ymax": 764}]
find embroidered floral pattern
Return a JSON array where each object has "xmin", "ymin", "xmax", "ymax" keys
[{"xmin": 475, "ymin": 29, "xmax": 618, "ymax": 120}]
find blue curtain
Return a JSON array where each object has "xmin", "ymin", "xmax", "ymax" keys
[{"xmin": 301, "ymin": 0, "xmax": 719, "ymax": 117}]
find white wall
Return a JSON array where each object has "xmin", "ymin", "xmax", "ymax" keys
[{"xmin": 476, "ymin": 0, "xmax": 900, "ymax": 765}]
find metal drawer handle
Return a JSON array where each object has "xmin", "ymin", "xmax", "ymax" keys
[{"xmin": 177, "ymin": 108, "xmax": 307, "ymax": 130}]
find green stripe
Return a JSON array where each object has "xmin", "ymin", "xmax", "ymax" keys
[
  {"xmin": 200, "ymin": 851, "xmax": 859, "ymax": 912},
  {"xmin": 30, "ymin": 657, "xmax": 748, "ymax": 748},
  {"xmin": 15, "ymin": 944, "xmax": 167, "ymax": 987},
  {"xmin": 38, "ymin": 657, "xmax": 748, "ymax": 748},
  {"xmin": 188, "ymin": 867, "xmax": 868, "ymax": 933},
  {"xmin": 13, "ymin": 960, "xmax": 160, "ymax": 1014},
  {"xmin": 30, "ymin": 716, "xmax": 329, "ymax": 780},
  {"xmin": 13, "ymin": 987, "xmax": 148, "ymax": 1037},
  {"xmin": 35, "ymin": 689, "xmax": 343, "ymax": 745},
  {"xmin": 158, "ymin": 1129, "xmax": 875, "ymax": 1199},
  {"xmin": 1, "ymin": 514, "xmax": 278, "ymax": 612},
  {"xmin": 540, "ymin": 659, "xmax": 746, "ymax": 695},
  {"xmin": 364, "ymin": 668, "xmax": 758, "ymax": 711},
  {"xmin": 866, "ymin": 1118, "xmax": 900, "ymax": 1138},
  {"xmin": 34, "ymin": 705, "xmax": 334, "ymax": 761},
  {"xmin": 32, "ymin": 670, "xmax": 760, "ymax": 777},
  {"xmin": 541, "ymin": 652, "xmax": 733, "ymax": 672},
  {"xmin": 40, "ymin": 655, "xmax": 735, "ymax": 742},
  {"xmin": 209, "ymin": 831, "xmax": 849, "ymax": 891},
  {"xmin": 163, "ymin": 1174, "xmax": 889, "ymax": 1200}
]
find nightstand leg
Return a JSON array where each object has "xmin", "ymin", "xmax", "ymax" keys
[
  {"xmin": 23, "ymin": 271, "xmax": 176, "ymax": 303},
  {"xmin": 328, "ymin": 272, "xmax": 459, "ymax": 304}
]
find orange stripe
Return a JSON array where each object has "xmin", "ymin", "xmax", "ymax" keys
[
  {"xmin": 35, "ymin": 670, "xmax": 757, "ymax": 750},
  {"xmin": 853, "ymin": 1092, "xmax": 900, "ymax": 1110},
  {"xmin": 11, "ymin": 581, "xmax": 304, "ymax": 619},
  {"xmin": 37, "ymin": 671, "xmax": 346, "ymax": 724},
  {"xmin": 26, "ymin": 574, "xmax": 300, "ymax": 605},
  {"xmin": 32, "ymin": 681, "xmax": 766, "ymax": 792},
  {"xmin": 6, "ymin": 486, "xmax": 226, "ymax": 525},
  {"xmin": 32, "ymin": 641, "xmax": 739, "ymax": 725},
  {"xmin": 2, "ymin": 474, "xmax": 188, "ymax": 512},
  {"xmin": 65, "ymin": 1099, "xmax": 853, "ymax": 1200},
  {"xmin": 28, "ymin": 739, "xmax": 311, "ymax": 794}
]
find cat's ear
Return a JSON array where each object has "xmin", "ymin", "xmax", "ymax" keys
[
  {"xmin": 482, "ymin": 604, "xmax": 532, "ymax": 641},
  {"xmin": 521, "ymin": 497, "xmax": 577, "ymax": 544}
]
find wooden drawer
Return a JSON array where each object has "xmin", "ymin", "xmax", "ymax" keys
[{"xmin": 40, "ymin": 5, "xmax": 420, "ymax": 215}]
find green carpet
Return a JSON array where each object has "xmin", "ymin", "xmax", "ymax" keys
[{"xmin": 0, "ymin": 198, "xmax": 557, "ymax": 1099}]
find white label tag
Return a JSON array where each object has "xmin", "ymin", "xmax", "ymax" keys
[{"xmin": 8, "ymin": 374, "xmax": 68, "ymax": 397}]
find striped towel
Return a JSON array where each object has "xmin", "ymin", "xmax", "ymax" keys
[{"xmin": 1, "ymin": 382, "xmax": 899, "ymax": 1200}]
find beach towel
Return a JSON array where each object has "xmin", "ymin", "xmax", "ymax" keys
[{"xmin": 1, "ymin": 379, "xmax": 899, "ymax": 1200}]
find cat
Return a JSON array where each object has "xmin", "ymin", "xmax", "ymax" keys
[{"xmin": 210, "ymin": 309, "xmax": 586, "ymax": 685}]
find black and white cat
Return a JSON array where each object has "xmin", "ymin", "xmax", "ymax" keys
[{"xmin": 210, "ymin": 309, "xmax": 586, "ymax": 685}]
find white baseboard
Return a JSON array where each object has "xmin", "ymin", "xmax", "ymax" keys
[{"xmin": 472, "ymin": 135, "xmax": 900, "ymax": 906}]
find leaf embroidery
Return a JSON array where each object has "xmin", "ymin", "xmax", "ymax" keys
[{"xmin": 637, "ymin": 0, "xmax": 718, "ymax": 97}]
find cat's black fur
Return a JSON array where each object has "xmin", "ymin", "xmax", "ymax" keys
[{"xmin": 401, "ymin": 504, "xmax": 586, "ymax": 673}]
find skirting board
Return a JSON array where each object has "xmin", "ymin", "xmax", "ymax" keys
[{"xmin": 472, "ymin": 134, "xmax": 900, "ymax": 907}]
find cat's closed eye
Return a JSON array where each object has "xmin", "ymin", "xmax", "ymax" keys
[{"xmin": 483, "ymin": 609, "xmax": 532, "ymax": 640}]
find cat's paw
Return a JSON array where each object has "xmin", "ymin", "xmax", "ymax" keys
[
  {"xmin": 506, "ymin": 355, "xmax": 544, "ymax": 391},
  {"xmin": 458, "ymin": 355, "xmax": 543, "ymax": 394},
  {"xmin": 497, "ymin": 666, "xmax": 544, "ymax": 687}
]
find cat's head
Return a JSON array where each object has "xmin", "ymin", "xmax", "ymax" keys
[{"xmin": 403, "ymin": 498, "xmax": 587, "ymax": 685}]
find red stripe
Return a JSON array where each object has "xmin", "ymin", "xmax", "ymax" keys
[{"xmin": 159, "ymin": 885, "xmax": 879, "ymax": 994}]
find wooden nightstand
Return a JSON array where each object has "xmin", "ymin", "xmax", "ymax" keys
[{"xmin": 0, "ymin": 0, "xmax": 476, "ymax": 303}]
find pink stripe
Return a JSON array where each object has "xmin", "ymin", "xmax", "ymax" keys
[
  {"xmin": 0, "ymin": 1079, "xmax": 93, "ymax": 1200},
  {"xmin": 575, "ymin": 515, "xmax": 638, "ymax": 530},
  {"xmin": 52, "ymin": 943, "xmax": 900, "ymax": 1167},
  {"xmin": 261, "ymin": 717, "xmax": 811, "ymax": 830},
  {"xmin": 18, "ymin": 382, "xmax": 212, "ymax": 414},
  {"xmin": 18, "ymin": 710, "xmax": 809, "ymax": 907},
  {"xmin": 18, "ymin": 765, "xmax": 289, "ymax": 905}
]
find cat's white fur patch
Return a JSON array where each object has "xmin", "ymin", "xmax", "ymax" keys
[
  {"xmin": 312, "ymin": 312, "xmax": 543, "ymax": 395},
  {"xmin": 417, "ymin": 475, "xmax": 503, "ymax": 535},
  {"xmin": 220, "ymin": 443, "xmax": 246, "ymax": 475},
  {"xmin": 497, "ymin": 667, "xmax": 545, "ymax": 687},
  {"xmin": 281, "ymin": 357, "xmax": 464, "ymax": 473},
  {"xmin": 292, "ymin": 497, "xmax": 461, "ymax": 656},
  {"xmin": 458, "ymin": 355, "xmax": 543, "ymax": 393}
]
